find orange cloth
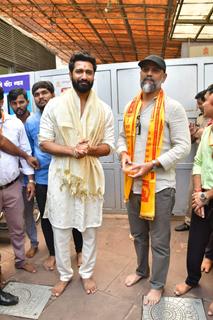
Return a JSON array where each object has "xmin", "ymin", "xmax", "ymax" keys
[{"xmin": 124, "ymin": 89, "xmax": 165, "ymax": 220}]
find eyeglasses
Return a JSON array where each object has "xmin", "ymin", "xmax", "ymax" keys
[{"xmin": 136, "ymin": 114, "xmax": 141, "ymax": 135}]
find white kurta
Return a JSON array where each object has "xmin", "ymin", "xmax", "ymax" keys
[{"xmin": 39, "ymin": 93, "xmax": 114, "ymax": 232}]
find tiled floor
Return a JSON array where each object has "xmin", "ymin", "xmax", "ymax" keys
[{"xmin": 0, "ymin": 215, "xmax": 212, "ymax": 320}]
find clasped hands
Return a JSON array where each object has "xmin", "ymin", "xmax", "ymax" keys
[
  {"xmin": 72, "ymin": 139, "xmax": 90, "ymax": 159},
  {"xmin": 121, "ymin": 152, "xmax": 153, "ymax": 178},
  {"xmin": 192, "ymin": 192, "xmax": 205, "ymax": 219}
]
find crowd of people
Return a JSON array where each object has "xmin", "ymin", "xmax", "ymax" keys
[{"xmin": 0, "ymin": 52, "xmax": 212, "ymax": 316}]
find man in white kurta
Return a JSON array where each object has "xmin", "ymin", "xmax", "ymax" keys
[{"xmin": 39, "ymin": 52, "xmax": 114, "ymax": 296}]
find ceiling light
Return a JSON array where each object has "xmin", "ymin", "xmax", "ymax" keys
[{"xmin": 170, "ymin": 0, "xmax": 213, "ymax": 40}]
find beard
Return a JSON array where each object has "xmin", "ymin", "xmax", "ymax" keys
[
  {"xmin": 71, "ymin": 78, "xmax": 94, "ymax": 93},
  {"xmin": 140, "ymin": 77, "xmax": 162, "ymax": 93},
  {"xmin": 36, "ymin": 101, "xmax": 46, "ymax": 112},
  {"xmin": 14, "ymin": 107, "xmax": 27, "ymax": 116}
]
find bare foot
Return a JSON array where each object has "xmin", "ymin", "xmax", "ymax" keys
[
  {"xmin": 52, "ymin": 280, "xmax": 70, "ymax": 297},
  {"xmin": 129, "ymin": 234, "xmax": 134, "ymax": 241},
  {"xmin": 81, "ymin": 277, "xmax": 97, "ymax": 294},
  {"xmin": 174, "ymin": 282, "xmax": 192, "ymax": 296},
  {"xmin": 17, "ymin": 262, "xmax": 37, "ymax": 273},
  {"xmin": 144, "ymin": 288, "xmax": 163, "ymax": 305},
  {"xmin": 208, "ymin": 301, "xmax": 213, "ymax": 316},
  {"xmin": 201, "ymin": 257, "xmax": 213, "ymax": 273},
  {"xmin": 76, "ymin": 252, "xmax": 82, "ymax": 268},
  {"xmin": 43, "ymin": 256, "xmax": 55, "ymax": 271},
  {"xmin": 0, "ymin": 275, "xmax": 6, "ymax": 287},
  {"xmin": 26, "ymin": 246, "xmax": 38, "ymax": 258},
  {"xmin": 125, "ymin": 273, "xmax": 143, "ymax": 287}
]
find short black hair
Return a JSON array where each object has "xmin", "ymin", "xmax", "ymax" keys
[
  {"xmin": 195, "ymin": 90, "xmax": 206, "ymax": 102},
  {"xmin": 68, "ymin": 51, "xmax": 97, "ymax": 73},
  {"xmin": 206, "ymin": 84, "xmax": 213, "ymax": 95},
  {"xmin": 32, "ymin": 81, "xmax": 54, "ymax": 96},
  {"xmin": 8, "ymin": 88, "xmax": 28, "ymax": 103},
  {"xmin": 0, "ymin": 87, "xmax": 3, "ymax": 100}
]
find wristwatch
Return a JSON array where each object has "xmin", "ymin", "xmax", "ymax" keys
[
  {"xmin": 200, "ymin": 192, "xmax": 208, "ymax": 203},
  {"xmin": 151, "ymin": 159, "xmax": 158, "ymax": 171}
]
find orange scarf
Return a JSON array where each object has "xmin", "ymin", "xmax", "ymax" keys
[{"xmin": 124, "ymin": 89, "xmax": 165, "ymax": 220}]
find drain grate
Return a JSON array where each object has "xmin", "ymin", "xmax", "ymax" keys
[
  {"xmin": 142, "ymin": 296, "xmax": 207, "ymax": 320},
  {"xmin": 0, "ymin": 282, "xmax": 52, "ymax": 319}
]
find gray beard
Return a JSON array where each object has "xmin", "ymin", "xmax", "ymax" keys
[
  {"xmin": 141, "ymin": 82, "xmax": 156, "ymax": 93},
  {"xmin": 141, "ymin": 78, "xmax": 163, "ymax": 93}
]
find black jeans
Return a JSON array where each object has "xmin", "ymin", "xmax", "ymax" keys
[
  {"xmin": 205, "ymin": 232, "xmax": 213, "ymax": 260},
  {"xmin": 186, "ymin": 200, "xmax": 213, "ymax": 287},
  {"xmin": 35, "ymin": 184, "xmax": 55, "ymax": 256},
  {"xmin": 72, "ymin": 228, "xmax": 83, "ymax": 253}
]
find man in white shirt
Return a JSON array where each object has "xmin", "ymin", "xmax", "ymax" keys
[
  {"xmin": 0, "ymin": 86, "xmax": 36, "ymax": 273},
  {"xmin": 117, "ymin": 55, "xmax": 190, "ymax": 305}
]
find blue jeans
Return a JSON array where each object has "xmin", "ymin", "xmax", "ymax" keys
[{"xmin": 22, "ymin": 187, "xmax": 39, "ymax": 248}]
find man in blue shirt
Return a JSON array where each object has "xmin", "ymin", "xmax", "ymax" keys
[{"xmin": 25, "ymin": 81, "xmax": 56, "ymax": 271}]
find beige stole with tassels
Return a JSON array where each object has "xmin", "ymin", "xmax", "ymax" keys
[{"xmin": 56, "ymin": 88, "xmax": 105, "ymax": 199}]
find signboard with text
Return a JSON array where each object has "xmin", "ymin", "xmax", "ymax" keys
[{"xmin": 0, "ymin": 74, "xmax": 32, "ymax": 113}]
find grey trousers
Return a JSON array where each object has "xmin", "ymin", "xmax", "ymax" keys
[
  {"xmin": 127, "ymin": 188, "xmax": 175, "ymax": 289},
  {"xmin": 0, "ymin": 180, "xmax": 26, "ymax": 268}
]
